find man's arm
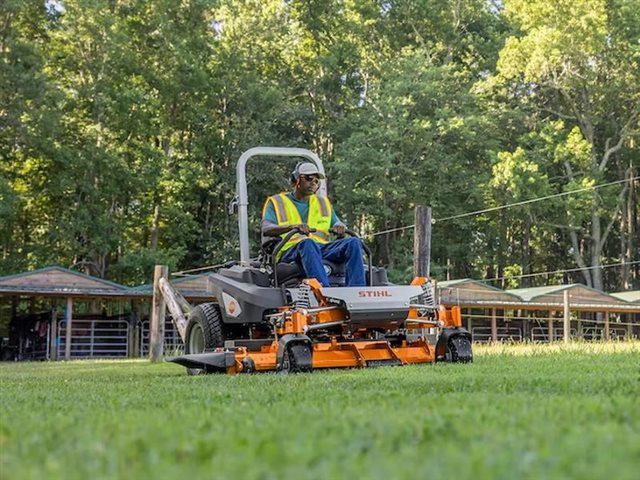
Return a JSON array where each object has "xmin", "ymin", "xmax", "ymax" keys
[
  {"xmin": 262, "ymin": 221, "xmax": 311, "ymax": 237},
  {"xmin": 330, "ymin": 210, "xmax": 346, "ymax": 236}
]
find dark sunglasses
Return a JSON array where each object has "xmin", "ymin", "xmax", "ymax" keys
[{"xmin": 300, "ymin": 174, "xmax": 320, "ymax": 182}]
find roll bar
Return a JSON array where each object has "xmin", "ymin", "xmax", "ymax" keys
[{"xmin": 233, "ymin": 147, "xmax": 327, "ymax": 263}]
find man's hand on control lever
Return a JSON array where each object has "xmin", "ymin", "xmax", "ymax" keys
[
  {"xmin": 331, "ymin": 224, "xmax": 346, "ymax": 237},
  {"xmin": 294, "ymin": 224, "xmax": 312, "ymax": 235}
]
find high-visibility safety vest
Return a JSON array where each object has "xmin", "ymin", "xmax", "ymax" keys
[{"xmin": 263, "ymin": 192, "xmax": 333, "ymax": 259}]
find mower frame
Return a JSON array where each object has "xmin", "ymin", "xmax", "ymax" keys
[{"xmin": 168, "ymin": 147, "xmax": 473, "ymax": 374}]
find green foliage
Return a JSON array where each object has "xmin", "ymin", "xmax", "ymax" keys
[
  {"xmin": 334, "ymin": 47, "xmax": 497, "ymax": 278},
  {"xmin": 487, "ymin": 0, "xmax": 640, "ymax": 289},
  {"xmin": 489, "ymin": 147, "xmax": 551, "ymax": 204},
  {"xmin": 0, "ymin": 0, "xmax": 637, "ymax": 289},
  {"xmin": 499, "ymin": 0, "xmax": 609, "ymax": 83}
]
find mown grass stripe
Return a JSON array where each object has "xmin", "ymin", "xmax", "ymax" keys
[{"xmin": 1, "ymin": 342, "xmax": 638, "ymax": 480}]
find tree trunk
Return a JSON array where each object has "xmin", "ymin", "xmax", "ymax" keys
[
  {"xmin": 621, "ymin": 166, "xmax": 638, "ymax": 289},
  {"xmin": 497, "ymin": 211, "xmax": 507, "ymax": 289},
  {"xmin": 631, "ymin": 169, "xmax": 639, "ymax": 287},
  {"xmin": 376, "ymin": 233, "xmax": 392, "ymax": 266},
  {"xmin": 590, "ymin": 192, "xmax": 604, "ymax": 291},
  {"xmin": 150, "ymin": 203, "xmax": 160, "ymax": 250},
  {"xmin": 620, "ymin": 165, "xmax": 631, "ymax": 289},
  {"xmin": 521, "ymin": 218, "xmax": 532, "ymax": 287}
]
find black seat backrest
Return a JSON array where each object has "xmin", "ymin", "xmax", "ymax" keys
[
  {"xmin": 275, "ymin": 262, "xmax": 303, "ymax": 286},
  {"xmin": 275, "ymin": 260, "xmax": 347, "ymax": 288}
]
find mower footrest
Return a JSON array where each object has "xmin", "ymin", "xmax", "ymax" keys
[{"xmin": 167, "ymin": 351, "xmax": 236, "ymax": 371}]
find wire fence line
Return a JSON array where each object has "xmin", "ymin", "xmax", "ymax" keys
[
  {"xmin": 170, "ymin": 176, "xmax": 638, "ymax": 277},
  {"xmin": 364, "ymin": 175, "xmax": 639, "ymax": 238},
  {"xmin": 173, "ymin": 263, "xmax": 228, "ymax": 276},
  {"xmin": 476, "ymin": 260, "xmax": 640, "ymax": 284},
  {"xmin": 174, "ymin": 257, "xmax": 638, "ymax": 280},
  {"xmin": 437, "ymin": 284, "xmax": 633, "ymax": 301},
  {"xmin": 435, "ymin": 176, "xmax": 638, "ymax": 222}
]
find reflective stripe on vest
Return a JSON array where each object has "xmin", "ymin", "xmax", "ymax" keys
[
  {"xmin": 270, "ymin": 194, "xmax": 288, "ymax": 223},
  {"xmin": 316, "ymin": 195, "xmax": 329, "ymax": 217},
  {"xmin": 268, "ymin": 193, "xmax": 333, "ymax": 259}
]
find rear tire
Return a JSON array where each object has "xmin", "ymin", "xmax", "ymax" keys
[{"xmin": 185, "ymin": 303, "xmax": 224, "ymax": 375}]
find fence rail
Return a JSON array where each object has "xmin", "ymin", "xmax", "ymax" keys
[
  {"xmin": 471, "ymin": 327, "xmax": 522, "ymax": 343},
  {"xmin": 530, "ymin": 327, "xmax": 578, "ymax": 342}
]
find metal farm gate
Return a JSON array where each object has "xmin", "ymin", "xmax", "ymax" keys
[
  {"xmin": 139, "ymin": 320, "xmax": 184, "ymax": 357},
  {"xmin": 57, "ymin": 319, "xmax": 129, "ymax": 358},
  {"xmin": 580, "ymin": 326, "xmax": 628, "ymax": 340},
  {"xmin": 531, "ymin": 327, "xmax": 578, "ymax": 342},
  {"xmin": 530, "ymin": 326, "xmax": 627, "ymax": 342}
]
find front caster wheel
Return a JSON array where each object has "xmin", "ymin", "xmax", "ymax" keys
[
  {"xmin": 279, "ymin": 343, "xmax": 313, "ymax": 374},
  {"xmin": 446, "ymin": 335, "xmax": 473, "ymax": 363}
]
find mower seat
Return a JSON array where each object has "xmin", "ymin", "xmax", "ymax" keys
[{"xmin": 276, "ymin": 260, "xmax": 346, "ymax": 287}]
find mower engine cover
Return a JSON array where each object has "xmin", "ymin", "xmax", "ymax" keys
[{"xmin": 321, "ymin": 285, "xmax": 424, "ymax": 328}]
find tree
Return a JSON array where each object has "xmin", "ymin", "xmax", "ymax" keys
[
  {"xmin": 335, "ymin": 54, "xmax": 499, "ymax": 280},
  {"xmin": 493, "ymin": 0, "xmax": 640, "ymax": 290},
  {"xmin": 331, "ymin": 0, "xmax": 506, "ymax": 281},
  {"xmin": 485, "ymin": 147, "xmax": 554, "ymax": 287},
  {"xmin": 0, "ymin": 0, "xmax": 66, "ymax": 273}
]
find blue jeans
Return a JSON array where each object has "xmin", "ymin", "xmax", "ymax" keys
[{"xmin": 280, "ymin": 237, "xmax": 366, "ymax": 287}]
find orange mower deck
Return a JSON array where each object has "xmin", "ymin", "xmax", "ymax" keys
[{"xmin": 168, "ymin": 278, "xmax": 471, "ymax": 374}]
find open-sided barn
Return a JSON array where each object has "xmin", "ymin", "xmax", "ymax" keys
[
  {"xmin": 0, "ymin": 267, "xmax": 638, "ymax": 360},
  {"xmin": 0, "ymin": 267, "xmax": 213, "ymax": 361}
]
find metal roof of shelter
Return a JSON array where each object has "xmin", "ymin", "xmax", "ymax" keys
[
  {"xmin": 437, "ymin": 279, "xmax": 523, "ymax": 306},
  {"xmin": 505, "ymin": 284, "xmax": 638, "ymax": 311},
  {"xmin": 0, "ymin": 266, "xmax": 215, "ymax": 301},
  {"xmin": 435, "ymin": 279, "xmax": 639, "ymax": 312},
  {"xmin": 0, "ymin": 266, "xmax": 146, "ymax": 299},
  {"xmin": 609, "ymin": 290, "xmax": 640, "ymax": 303}
]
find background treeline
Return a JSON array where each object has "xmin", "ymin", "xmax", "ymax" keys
[{"xmin": 1, "ymin": 0, "xmax": 638, "ymax": 290}]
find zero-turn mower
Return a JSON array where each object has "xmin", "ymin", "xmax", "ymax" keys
[{"xmin": 168, "ymin": 147, "xmax": 472, "ymax": 374}]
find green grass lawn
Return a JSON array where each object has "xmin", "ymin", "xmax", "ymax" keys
[{"xmin": 1, "ymin": 342, "xmax": 639, "ymax": 480}]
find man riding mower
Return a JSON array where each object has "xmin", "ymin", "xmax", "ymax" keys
[{"xmin": 168, "ymin": 147, "xmax": 472, "ymax": 374}]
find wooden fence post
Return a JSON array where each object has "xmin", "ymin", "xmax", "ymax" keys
[
  {"xmin": 49, "ymin": 307, "xmax": 57, "ymax": 360},
  {"xmin": 563, "ymin": 290, "xmax": 571, "ymax": 344},
  {"xmin": 413, "ymin": 206, "xmax": 432, "ymax": 278},
  {"xmin": 64, "ymin": 297, "xmax": 73, "ymax": 360},
  {"xmin": 604, "ymin": 311, "xmax": 610, "ymax": 340},
  {"xmin": 491, "ymin": 308, "xmax": 498, "ymax": 343},
  {"xmin": 150, "ymin": 265, "xmax": 168, "ymax": 362}
]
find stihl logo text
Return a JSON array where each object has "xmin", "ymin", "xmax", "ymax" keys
[{"xmin": 358, "ymin": 290, "xmax": 392, "ymax": 297}]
